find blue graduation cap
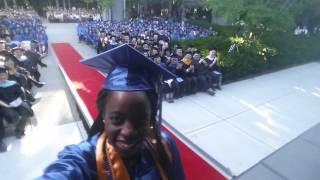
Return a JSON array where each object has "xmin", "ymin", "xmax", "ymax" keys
[{"xmin": 81, "ymin": 44, "xmax": 177, "ymax": 91}]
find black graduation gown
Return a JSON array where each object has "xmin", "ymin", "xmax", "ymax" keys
[
  {"xmin": 194, "ymin": 60, "xmax": 211, "ymax": 91},
  {"xmin": 8, "ymin": 71, "xmax": 28, "ymax": 90},
  {"xmin": 0, "ymin": 81, "xmax": 23, "ymax": 104},
  {"xmin": 25, "ymin": 50, "xmax": 47, "ymax": 67}
]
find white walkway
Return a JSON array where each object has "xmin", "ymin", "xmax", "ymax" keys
[{"xmin": 163, "ymin": 62, "xmax": 320, "ymax": 176}]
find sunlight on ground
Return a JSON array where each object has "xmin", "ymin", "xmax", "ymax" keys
[
  {"xmin": 73, "ymin": 81, "xmax": 91, "ymax": 93},
  {"xmin": 237, "ymin": 98, "xmax": 294, "ymax": 137}
]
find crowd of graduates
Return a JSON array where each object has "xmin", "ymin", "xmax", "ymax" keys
[
  {"xmin": 81, "ymin": 25, "xmax": 222, "ymax": 103},
  {"xmin": 0, "ymin": 9, "xmax": 48, "ymax": 153},
  {"xmin": 46, "ymin": 7, "xmax": 101, "ymax": 23},
  {"xmin": 0, "ymin": 8, "xmax": 49, "ymax": 54},
  {"xmin": 77, "ymin": 18, "xmax": 214, "ymax": 47}
]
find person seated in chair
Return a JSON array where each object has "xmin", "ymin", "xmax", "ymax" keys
[
  {"xmin": 2, "ymin": 52, "xmax": 43, "ymax": 103},
  {"xmin": 12, "ymin": 47, "xmax": 44, "ymax": 83},
  {"xmin": 204, "ymin": 48, "xmax": 222, "ymax": 90},
  {"xmin": 193, "ymin": 51, "xmax": 215, "ymax": 96},
  {"xmin": 30, "ymin": 40, "xmax": 48, "ymax": 60},
  {"xmin": 0, "ymin": 67, "xmax": 34, "ymax": 139},
  {"xmin": 181, "ymin": 53, "xmax": 197, "ymax": 95},
  {"xmin": 97, "ymin": 30, "xmax": 108, "ymax": 54}
]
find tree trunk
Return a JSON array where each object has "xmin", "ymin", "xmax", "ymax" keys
[
  {"xmin": 103, "ymin": 7, "xmax": 112, "ymax": 21},
  {"xmin": 24, "ymin": 0, "xmax": 29, "ymax": 7},
  {"xmin": 168, "ymin": 0, "xmax": 173, "ymax": 18},
  {"xmin": 137, "ymin": 2, "xmax": 141, "ymax": 17},
  {"xmin": 12, "ymin": 0, "xmax": 17, "ymax": 8},
  {"xmin": 55, "ymin": 0, "xmax": 59, "ymax": 9},
  {"xmin": 3, "ymin": 0, "xmax": 8, "ymax": 9},
  {"xmin": 63, "ymin": 0, "xmax": 66, "ymax": 9},
  {"xmin": 67, "ymin": 0, "xmax": 71, "ymax": 9},
  {"xmin": 124, "ymin": 0, "xmax": 126, "ymax": 19},
  {"xmin": 181, "ymin": 0, "xmax": 185, "ymax": 23}
]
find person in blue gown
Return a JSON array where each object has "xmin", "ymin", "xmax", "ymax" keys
[{"xmin": 38, "ymin": 44, "xmax": 185, "ymax": 180}]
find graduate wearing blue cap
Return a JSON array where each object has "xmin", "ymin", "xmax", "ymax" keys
[{"xmin": 39, "ymin": 44, "xmax": 185, "ymax": 180}]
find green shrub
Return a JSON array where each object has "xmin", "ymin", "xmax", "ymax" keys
[
  {"xmin": 174, "ymin": 31, "xmax": 320, "ymax": 82},
  {"xmin": 262, "ymin": 32, "xmax": 320, "ymax": 69},
  {"xmin": 212, "ymin": 24, "xmax": 238, "ymax": 37},
  {"xmin": 188, "ymin": 19, "xmax": 212, "ymax": 28}
]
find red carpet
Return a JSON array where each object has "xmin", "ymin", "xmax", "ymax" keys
[{"xmin": 52, "ymin": 43, "xmax": 226, "ymax": 180}]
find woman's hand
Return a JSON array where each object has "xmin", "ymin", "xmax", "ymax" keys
[{"xmin": 0, "ymin": 100, "xmax": 10, "ymax": 108}]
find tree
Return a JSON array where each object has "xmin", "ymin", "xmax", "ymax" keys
[
  {"xmin": 23, "ymin": 0, "xmax": 29, "ymax": 7},
  {"xmin": 173, "ymin": 0, "xmax": 206, "ymax": 21},
  {"xmin": 12, "ymin": 0, "xmax": 17, "ymax": 8},
  {"xmin": 3, "ymin": 0, "xmax": 8, "ymax": 8},
  {"xmin": 206, "ymin": 0, "xmax": 295, "ymax": 33},
  {"xmin": 96, "ymin": 0, "xmax": 113, "ymax": 9},
  {"xmin": 81, "ymin": 0, "xmax": 94, "ymax": 9},
  {"xmin": 96, "ymin": 0, "xmax": 114, "ymax": 20},
  {"xmin": 123, "ymin": 0, "xmax": 205, "ymax": 20},
  {"xmin": 289, "ymin": 0, "xmax": 320, "ymax": 33},
  {"xmin": 55, "ymin": 0, "xmax": 59, "ymax": 9}
]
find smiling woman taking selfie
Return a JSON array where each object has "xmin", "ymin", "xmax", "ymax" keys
[{"xmin": 38, "ymin": 44, "xmax": 185, "ymax": 180}]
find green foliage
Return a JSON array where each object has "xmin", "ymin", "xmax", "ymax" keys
[
  {"xmin": 289, "ymin": 0, "xmax": 320, "ymax": 31},
  {"xmin": 188, "ymin": 19, "xmax": 212, "ymax": 28},
  {"xmin": 207, "ymin": 0, "xmax": 244, "ymax": 23},
  {"xmin": 97, "ymin": 0, "xmax": 113, "ymax": 8},
  {"xmin": 81, "ymin": 0, "xmax": 95, "ymax": 4},
  {"xmin": 212, "ymin": 24, "xmax": 238, "ymax": 37},
  {"xmin": 175, "ymin": 31, "xmax": 320, "ymax": 82},
  {"xmin": 206, "ymin": 0, "xmax": 295, "ymax": 33},
  {"xmin": 262, "ymin": 32, "xmax": 320, "ymax": 68},
  {"xmin": 80, "ymin": 0, "xmax": 95, "ymax": 9}
]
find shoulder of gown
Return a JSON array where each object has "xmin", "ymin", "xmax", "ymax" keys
[
  {"xmin": 161, "ymin": 131, "xmax": 186, "ymax": 180},
  {"xmin": 36, "ymin": 134, "xmax": 100, "ymax": 180}
]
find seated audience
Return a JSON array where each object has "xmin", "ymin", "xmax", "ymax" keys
[
  {"xmin": 0, "ymin": 67, "xmax": 34, "ymax": 152},
  {"xmin": 0, "ymin": 7, "xmax": 48, "ymax": 152},
  {"xmin": 77, "ymin": 18, "xmax": 222, "ymax": 102}
]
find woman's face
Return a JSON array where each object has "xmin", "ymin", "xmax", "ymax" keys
[
  {"xmin": 4, "ymin": 59, "xmax": 16, "ymax": 69},
  {"xmin": 103, "ymin": 91, "xmax": 152, "ymax": 158},
  {"xmin": 210, "ymin": 50, "xmax": 217, "ymax": 56},
  {"xmin": 13, "ymin": 50, "xmax": 23, "ymax": 58},
  {"xmin": 0, "ymin": 72, "xmax": 8, "ymax": 83}
]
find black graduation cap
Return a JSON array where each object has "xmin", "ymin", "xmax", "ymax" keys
[
  {"xmin": 11, "ymin": 47, "xmax": 25, "ymax": 53},
  {"xmin": 0, "ymin": 51, "xmax": 19, "ymax": 66},
  {"xmin": 0, "ymin": 67, "xmax": 7, "ymax": 73},
  {"xmin": 31, "ymin": 40, "xmax": 39, "ymax": 44},
  {"xmin": 151, "ymin": 46, "xmax": 159, "ymax": 51},
  {"xmin": 164, "ymin": 48, "xmax": 171, "ymax": 53},
  {"xmin": 152, "ymin": 53, "xmax": 161, "ymax": 59},
  {"xmin": 193, "ymin": 50, "xmax": 201, "ymax": 54},
  {"xmin": 4, "ymin": 52, "xmax": 19, "ymax": 63},
  {"xmin": 122, "ymin": 32, "xmax": 130, "ymax": 36},
  {"xmin": 81, "ymin": 44, "xmax": 177, "ymax": 91}
]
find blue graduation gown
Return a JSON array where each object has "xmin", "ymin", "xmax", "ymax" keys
[{"xmin": 38, "ymin": 132, "xmax": 185, "ymax": 180}]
